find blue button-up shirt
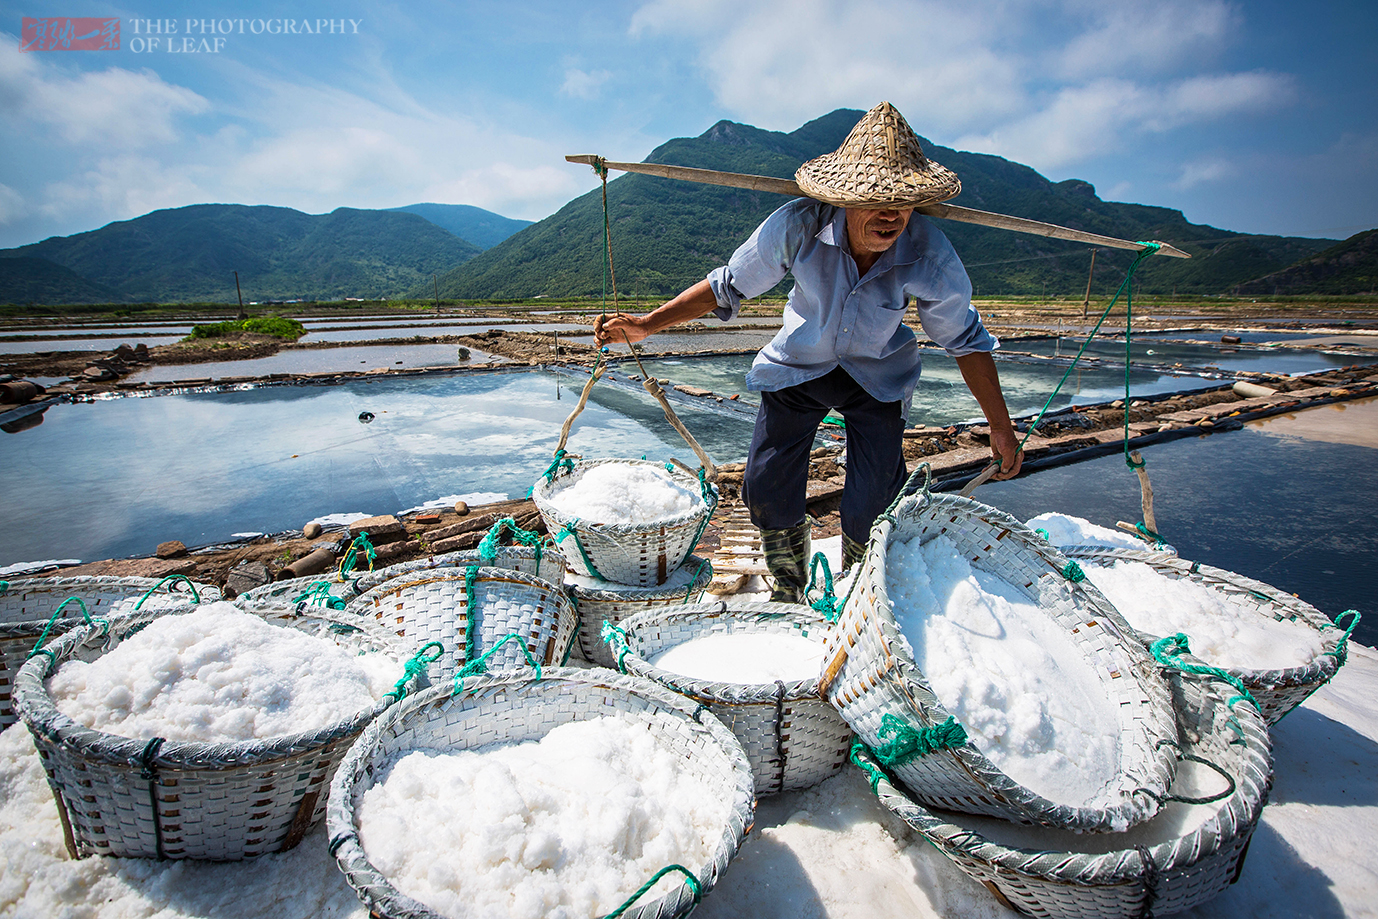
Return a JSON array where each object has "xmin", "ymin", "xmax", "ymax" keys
[{"xmin": 707, "ymin": 198, "xmax": 997, "ymax": 404}]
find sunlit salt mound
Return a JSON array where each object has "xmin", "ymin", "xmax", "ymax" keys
[
  {"xmin": 887, "ymin": 534, "xmax": 1123, "ymax": 810},
  {"xmin": 47, "ymin": 601, "xmax": 399, "ymax": 743},
  {"xmin": 1026, "ymin": 511, "xmax": 1174, "ymax": 554},
  {"xmin": 545, "ymin": 461, "xmax": 701, "ymax": 525},
  {"xmin": 649, "ymin": 632, "xmax": 823, "ymax": 684},
  {"xmin": 329, "ymin": 669, "xmax": 754, "ymax": 919},
  {"xmin": 356, "ymin": 717, "xmax": 726, "ymax": 919},
  {"xmin": 1084, "ymin": 560, "xmax": 1327, "ymax": 671}
]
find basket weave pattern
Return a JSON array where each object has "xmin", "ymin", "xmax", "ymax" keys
[
  {"xmin": 327, "ymin": 669, "xmax": 756, "ymax": 919},
  {"xmin": 1063, "ymin": 546, "xmax": 1346, "ymax": 725},
  {"xmin": 1, "ymin": 576, "xmax": 221, "ymax": 728},
  {"xmin": 354, "ymin": 545, "xmax": 566, "ymax": 593},
  {"xmin": 822, "ymin": 490, "xmax": 1179, "ymax": 832},
  {"xmin": 617, "ymin": 601, "xmax": 852, "ymax": 795},
  {"xmin": 13, "ymin": 603, "xmax": 409, "ymax": 860},
  {"xmin": 864, "ymin": 671, "xmax": 1273, "ymax": 919},
  {"xmin": 572, "ymin": 556, "xmax": 714, "ymax": 666},
  {"xmin": 531, "ymin": 459, "xmax": 718, "ymax": 588},
  {"xmin": 350, "ymin": 567, "xmax": 577, "ymax": 683}
]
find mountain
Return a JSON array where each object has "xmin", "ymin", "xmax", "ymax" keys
[
  {"xmin": 0, "ymin": 205, "xmax": 482, "ymax": 304},
  {"xmin": 1233, "ymin": 229, "xmax": 1378, "ymax": 295},
  {"xmin": 386, "ymin": 203, "xmax": 532, "ymax": 250},
  {"xmin": 0, "ymin": 256, "xmax": 123, "ymax": 305},
  {"xmin": 427, "ymin": 110, "xmax": 1336, "ymax": 299}
]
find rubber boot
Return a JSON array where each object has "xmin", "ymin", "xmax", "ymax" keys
[
  {"xmin": 760, "ymin": 522, "xmax": 811, "ymax": 604},
  {"xmin": 842, "ymin": 532, "xmax": 867, "ymax": 574}
]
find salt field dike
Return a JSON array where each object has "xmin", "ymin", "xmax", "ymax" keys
[{"xmin": 0, "ymin": 299, "xmax": 1374, "ymax": 919}]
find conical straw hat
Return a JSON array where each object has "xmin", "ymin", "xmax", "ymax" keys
[{"xmin": 795, "ymin": 101, "xmax": 961, "ymax": 208}]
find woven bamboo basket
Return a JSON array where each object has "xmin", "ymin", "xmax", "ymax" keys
[
  {"xmin": 0, "ymin": 575, "xmax": 221, "ymax": 728},
  {"xmin": 1062, "ymin": 546, "xmax": 1354, "ymax": 725},
  {"xmin": 821, "ymin": 470, "xmax": 1179, "ymax": 832},
  {"xmin": 854, "ymin": 670, "xmax": 1273, "ymax": 919},
  {"xmin": 12, "ymin": 602, "xmax": 416, "ymax": 860},
  {"xmin": 570, "ymin": 555, "xmax": 714, "ymax": 666},
  {"xmin": 612, "ymin": 601, "xmax": 852, "ymax": 796},
  {"xmin": 531, "ymin": 458, "xmax": 719, "ymax": 587},
  {"xmin": 349, "ymin": 566, "xmax": 577, "ymax": 683},
  {"xmin": 235, "ymin": 574, "xmax": 360, "ymax": 609},
  {"xmin": 353, "ymin": 544, "xmax": 566, "ymax": 593},
  {"xmin": 327, "ymin": 668, "xmax": 756, "ymax": 919}
]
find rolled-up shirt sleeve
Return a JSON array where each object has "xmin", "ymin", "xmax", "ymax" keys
[{"xmin": 707, "ymin": 199, "xmax": 811, "ymax": 321}]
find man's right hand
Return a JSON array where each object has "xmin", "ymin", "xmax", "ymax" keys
[{"xmin": 594, "ymin": 313, "xmax": 649, "ymax": 347}]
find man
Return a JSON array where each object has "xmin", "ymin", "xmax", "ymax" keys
[{"xmin": 595, "ymin": 102, "xmax": 1022, "ymax": 602}]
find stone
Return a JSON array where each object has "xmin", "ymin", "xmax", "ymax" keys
[
  {"xmin": 303, "ymin": 522, "xmax": 323, "ymax": 538},
  {"xmin": 349, "ymin": 514, "xmax": 404, "ymax": 543},
  {"xmin": 454, "ymin": 501, "xmax": 469, "ymax": 515},
  {"xmin": 59, "ymin": 557, "xmax": 200, "ymax": 580},
  {"xmin": 414, "ymin": 513, "xmax": 442, "ymax": 524},
  {"xmin": 155, "ymin": 540, "xmax": 188, "ymax": 559},
  {"xmin": 225, "ymin": 560, "xmax": 272, "ymax": 597}
]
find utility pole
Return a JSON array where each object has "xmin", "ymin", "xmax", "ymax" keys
[
  {"xmin": 1081, "ymin": 249, "xmax": 1098, "ymax": 321},
  {"xmin": 234, "ymin": 271, "xmax": 247, "ymax": 320},
  {"xmin": 433, "ymin": 274, "xmax": 441, "ymax": 314}
]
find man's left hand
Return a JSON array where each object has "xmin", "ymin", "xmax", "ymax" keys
[{"xmin": 989, "ymin": 427, "xmax": 1023, "ymax": 480}]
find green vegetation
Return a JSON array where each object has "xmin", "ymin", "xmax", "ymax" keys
[{"xmin": 187, "ymin": 315, "xmax": 305, "ymax": 340}]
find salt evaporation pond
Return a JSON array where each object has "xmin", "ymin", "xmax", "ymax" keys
[
  {"xmin": 0, "ymin": 370, "xmax": 755, "ymax": 565},
  {"xmin": 976, "ymin": 411, "xmax": 1378, "ymax": 649},
  {"xmin": 1008, "ymin": 336, "xmax": 1369, "ymax": 375}
]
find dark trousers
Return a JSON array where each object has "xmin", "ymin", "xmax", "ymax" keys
[{"xmin": 742, "ymin": 367, "xmax": 908, "ymax": 545}]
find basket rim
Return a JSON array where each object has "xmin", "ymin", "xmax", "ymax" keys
[
  {"xmin": 831, "ymin": 489, "xmax": 1179, "ymax": 832},
  {"xmin": 862, "ymin": 670, "xmax": 1272, "ymax": 886},
  {"xmin": 569, "ymin": 554, "xmax": 714, "ymax": 601},
  {"xmin": 531, "ymin": 457, "xmax": 719, "ymax": 534},
  {"xmin": 326, "ymin": 666, "xmax": 756, "ymax": 919},
  {"xmin": 1, "ymin": 574, "xmax": 222, "ymax": 631},
  {"xmin": 14, "ymin": 603, "xmax": 411, "ymax": 768},
  {"xmin": 1061, "ymin": 545, "xmax": 1345, "ymax": 686},
  {"xmin": 615, "ymin": 600, "xmax": 834, "ymax": 703},
  {"xmin": 354, "ymin": 544, "xmax": 564, "ymax": 592},
  {"xmin": 348, "ymin": 564, "xmax": 572, "ymax": 610}
]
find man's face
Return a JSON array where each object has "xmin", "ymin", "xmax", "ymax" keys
[{"xmin": 845, "ymin": 207, "xmax": 914, "ymax": 256}]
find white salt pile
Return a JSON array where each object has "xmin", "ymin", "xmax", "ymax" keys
[
  {"xmin": 547, "ymin": 463, "xmax": 700, "ymax": 525},
  {"xmin": 47, "ymin": 602, "xmax": 400, "ymax": 743},
  {"xmin": 1084, "ymin": 559, "xmax": 1328, "ymax": 670},
  {"xmin": 1025, "ymin": 511, "xmax": 1165, "ymax": 551},
  {"xmin": 649, "ymin": 632, "xmax": 824, "ymax": 684},
  {"xmin": 886, "ymin": 534, "xmax": 1121, "ymax": 807},
  {"xmin": 356, "ymin": 716, "xmax": 727, "ymax": 919}
]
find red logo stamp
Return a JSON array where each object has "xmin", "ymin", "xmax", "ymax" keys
[{"xmin": 20, "ymin": 17, "xmax": 120, "ymax": 51}]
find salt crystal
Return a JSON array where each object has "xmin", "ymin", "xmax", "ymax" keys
[
  {"xmin": 47, "ymin": 602, "xmax": 400, "ymax": 743},
  {"xmin": 355, "ymin": 716, "xmax": 727, "ymax": 919},
  {"xmin": 886, "ymin": 534, "xmax": 1122, "ymax": 808},
  {"xmin": 547, "ymin": 463, "xmax": 700, "ymax": 525},
  {"xmin": 1025, "ymin": 512, "xmax": 1161, "ymax": 551},
  {"xmin": 649, "ymin": 632, "xmax": 824, "ymax": 684},
  {"xmin": 1084, "ymin": 559, "xmax": 1327, "ymax": 670}
]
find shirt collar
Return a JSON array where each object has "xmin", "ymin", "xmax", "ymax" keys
[{"xmin": 813, "ymin": 205, "xmax": 926, "ymax": 270}]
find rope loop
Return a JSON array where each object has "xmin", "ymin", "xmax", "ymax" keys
[
  {"xmin": 1061, "ymin": 560, "xmax": 1087, "ymax": 583},
  {"xmin": 384, "ymin": 641, "xmax": 444, "ymax": 704},
  {"xmin": 541, "ymin": 449, "xmax": 576, "ymax": 484},
  {"xmin": 806, "ymin": 552, "xmax": 840, "ymax": 622},
  {"xmin": 1126, "ymin": 452, "xmax": 1146, "ymax": 470},
  {"xmin": 1151, "ymin": 633, "xmax": 1259, "ymax": 743},
  {"xmin": 1321, "ymin": 609, "xmax": 1360, "ymax": 666},
  {"xmin": 27, "ymin": 596, "xmax": 109, "ymax": 660},
  {"xmin": 338, "ymin": 532, "xmax": 377, "ymax": 579},
  {"xmin": 477, "ymin": 516, "xmax": 544, "ymax": 568},
  {"xmin": 600, "ymin": 864, "xmax": 701, "ymax": 919},
  {"xmin": 600, "ymin": 619, "xmax": 631, "ymax": 673},
  {"xmin": 452, "ymin": 632, "xmax": 543, "ymax": 695},
  {"xmin": 292, "ymin": 580, "xmax": 346, "ymax": 611},
  {"xmin": 132, "ymin": 574, "xmax": 202, "ymax": 610},
  {"xmin": 872, "ymin": 713, "xmax": 967, "ymax": 768},
  {"xmin": 0, "ymin": 580, "xmax": 8, "ymax": 596}
]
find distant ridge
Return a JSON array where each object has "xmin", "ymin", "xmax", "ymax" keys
[
  {"xmin": 426, "ymin": 109, "xmax": 1339, "ymax": 299},
  {"xmin": 387, "ymin": 203, "xmax": 532, "ymax": 250},
  {"xmin": 1234, "ymin": 229, "xmax": 1378, "ymax": 295}
]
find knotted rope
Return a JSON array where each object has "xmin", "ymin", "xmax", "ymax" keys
[
  {"xmin": 383, "ymin": 641, "xmax": 443, "ymax": 704},
  {"xmin": 132, "ymin": 574, "xmax": 202, "ymax": 610},
  {"xmin": 27, "ymin": 597, "xmax": 108, "ymax": 667},
  {"xmin": 452, "ymin": 632, "xmax": 543, "ymax": 694}
]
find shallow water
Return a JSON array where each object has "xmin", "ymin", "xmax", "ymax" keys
[
  {"xmin": 1009, "ymin": 337, "xmax": 1370, "ymax": 375},
  {"xmin": 122, "ymin": 344, "xmax": 501, "ymax": 381}
]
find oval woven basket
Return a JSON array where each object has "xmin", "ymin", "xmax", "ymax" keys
[
  {"xmin": 853, "ymin": 669, "xmax": 1273, "ymax": 919},
  {"xmin": 235, "ymin": 573, "xmax": 361, "ymax": 609},
  {"xmin": 327, "ymin": 668, "xmax": 756, "ymax": 919},
  {"xmin": 1062, "ymin": 546, "xmax": 1352, "ymax": 725},
  {"xmin": 353, "ymin": 543, "xmax": 567, "ymax": 594},
  {"xmin": 821, "ymin": 475, "xmax": 1179, "ymax": 833},
  {"xmin": 613, "ymin": 601, "xmax": 852, "ymax": 796},
  {"xmin": 570, "ymin": 555, "xmax": 714, "ymax": 667},
  {"xmin": 12, "ymin": 602, "xmax": 415, "ymax": 860},
  {"xmin": 531, "ymin": 458, "xmax": 719, "ymax": 588},
  {"xmin": 0, "ymin": 575, "xmax": 221, "ymax": 728},
  {"xmin": 349, "ymin": 565, "xmax": 578, "ymax": 683}
]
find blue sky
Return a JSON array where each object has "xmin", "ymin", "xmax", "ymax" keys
[{"xmin": 1, "ymin": 0, "xmax": 1374, "ymax": 250}]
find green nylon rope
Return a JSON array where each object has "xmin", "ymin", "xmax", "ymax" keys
[
  {"xmin": 872, "ymin": 713, "xmax": 968, "ymax": 768},
  {"xmin": 477, "ymin": 516, "xmax": 545, "ymax": 569},
  {"xmin": 555, "ymin": 519, "xmax": 605, "ymax": 581},
  {"xmin": 27, "ymin": 597, "xmax": 109, "ymax": 664},
  {"xmin": 601, "ymin": 864, "xmax": 701, "ymax": 919},
  {"xmin": 0, "ymin": 580, "xmax": 8, "ymax": 596},
  {"xmin": 849, "ymin": 738, "xmax": 892, "ymax": 793},
  {"xmin": 384, "ymin": 641, "xmax": 443, "ymax": 704},
  {"xmin": 1061, "ymin": 560, "xmax": 1086, "ymax": 583},
  {"xmin": 462, "ymin": 565, "xmax": 481, "ymax": 665},
  {"xmin": 132, "ymin": 574, "xmax": 202, "ymax": 611},
  {"xmin": 452, "ymin": 632, "xmax": 543, "ymax": 694},
  {"xmin": 601, "ymin": 619, "xmax": 632, "ymax": 673},
  {"xmin": 338, "ymin": 532, "xmax": 377, "ymax": 579},
  {"xmin": 806, "ymin": 552, "xmax": 840, "ymax": 622},
  {"xmin": 1151, "ymin": 633, "xmax": 1257, "ymax": 745},
  {"xmin": 293, "ymin": 580, "xmax": 346, "ymax": 611},
  {"xmin": 1321, "ymin": 610, "xmax": 1361, "ymax": 666}
]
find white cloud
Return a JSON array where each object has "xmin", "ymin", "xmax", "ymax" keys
[
  {"xmin": 560, "ymin": 67, "xmax": 612, "ymax": 100},
  {"xmin": 1173, "ymin": 158, "xmax": 1235, "ymax": 190},
  {"xmin": 0, "ymin": 184, "xmax": 26, "ymax": 226},
  {"xmin": 1053, "ymin": 1, "xmax": 1239, "ymax": 78}
]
